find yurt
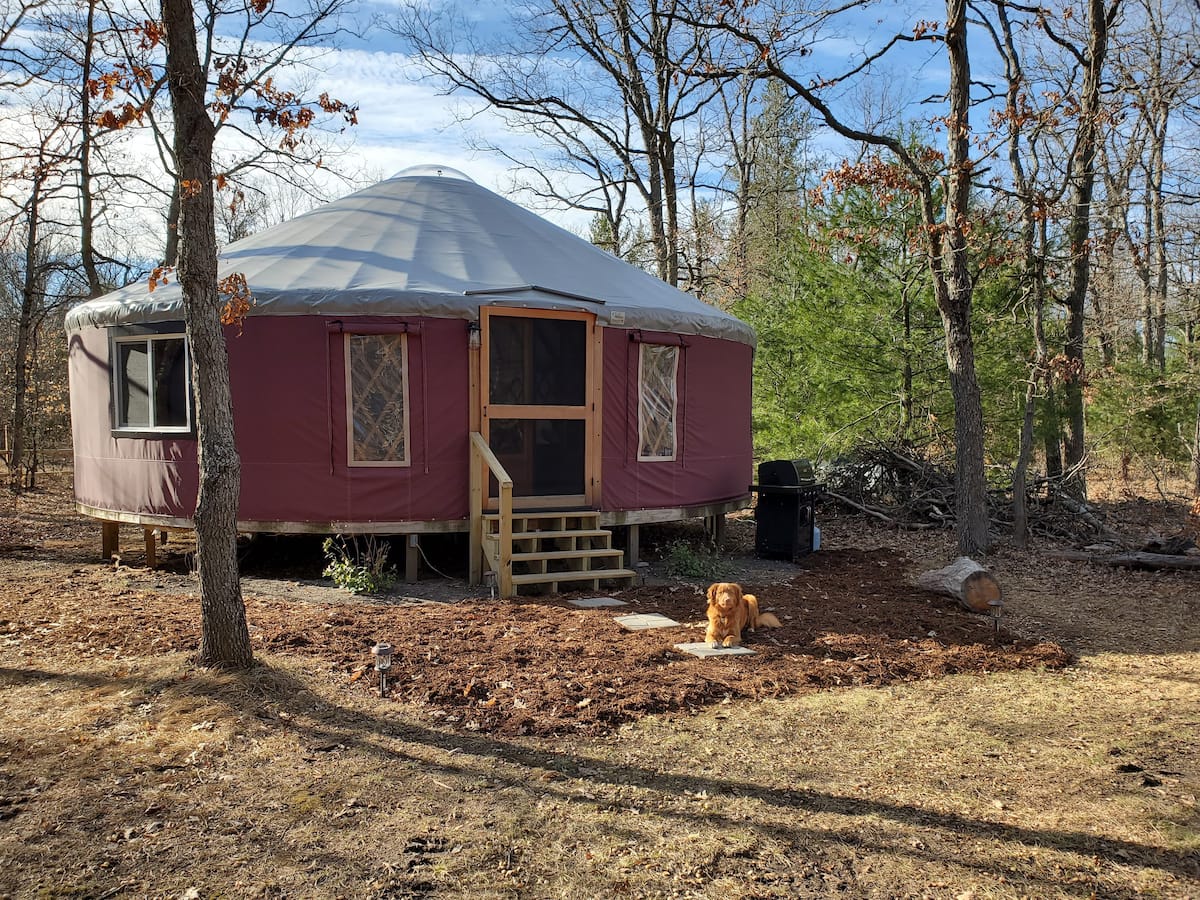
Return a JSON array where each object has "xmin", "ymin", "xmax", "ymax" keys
[{"xmin": 65, "ymin": 166, "xmax": 755, "ymax": 594}]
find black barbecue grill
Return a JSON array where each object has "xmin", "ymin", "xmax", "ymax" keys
[{"xmin": 749, "ymin": 460, "xmax": 825, "ymax": 561}]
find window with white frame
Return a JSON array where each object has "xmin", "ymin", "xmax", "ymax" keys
[
  {"xmin": 112, "ymin": 329, "xmax": 191, "ymax": 432},
  {"xmin": 637, "ymin": 343, "xmax": 679, "ymax": 461},
  {"xmin": 346, "ymin": 332, "xmax": 410, "ymax": 466}
]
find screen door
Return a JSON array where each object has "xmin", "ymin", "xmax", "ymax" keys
[{"xmin": 481, "ymin": 308, "xmax": 596, "ymax": 507}]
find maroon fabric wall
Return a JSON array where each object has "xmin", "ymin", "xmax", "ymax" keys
[
  {"xmin": 70, "ymin": 327, "xmax": 200, "ymax": 518},
  {"xmin": 70, "ymin": 316, "xmax": 471, "ymax": 524},
  {"xmin": 600, "ymin": 329, "xmax": 753, "ymax": 511},
  {"xmin": 70, "ymin": 317, "xmax": 751, "ymax": 525}
]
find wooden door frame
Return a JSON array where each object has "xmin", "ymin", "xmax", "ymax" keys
[{"xmin": 478, "ymin": 306, "xmax": 602, "ymax": 510}]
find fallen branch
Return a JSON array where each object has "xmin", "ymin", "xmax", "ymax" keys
[
  {"xmin": 1048, "ymin": 550, "xmax": 1200, "ymax": 571},
  {"xmin": 824, "ymin": 490, "xmax": 896, "ymax": 523},
  {"xmin": 1056, "ymin": 495, "xmax": 1117, "ymax": 540},
  {"xmin": 824, "ymin": 490, "xmax": 941, "ymax": 529}
]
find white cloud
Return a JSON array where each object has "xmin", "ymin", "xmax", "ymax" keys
[{"xmin": 283, "ymin": 42, "xmax": 596, "ymax": 230}]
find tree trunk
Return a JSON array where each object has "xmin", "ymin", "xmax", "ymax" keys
[
  {"xmin": 611, "ymin": 0, "xmax": 672, "ymax": 287},
  {"xmin": 1013, "ymin": 255, "xmax": 1048, "ymax": 548},
  {"xmin": 1140, "ymin": 161, "xmax": 1155, "ymax": 366},
  {"xmin": 1150, "ymin": 100, "xmax": 1169, "ymax": 371},
  {"xmin": 900, "ymin": 282, "xmax": 914, "ymax": 439},
  {"xmin": 1093, "ymin": 290, "xmax": 1117, "ymax": 368},
  {"xmin": 730, "ymin": 85, "xmax": 751, "ymax": 300},
  {"xmin": 1043, "ymin": 383, "xmax": 1063, "ymax": 478},
  {"xmin": 79, "ymin": 0, "xmax": 104, "ymax": 298},
  {"xmin": 1012, "ymin": 375, "xmax": 1036, "ymax": 548},
  {"xmin": 1192, "ymin": 397, "xmax": 1200, "ymax": 500},
  {"xmin": 162, "ymin": 0, "xmax": 253, "ymax": 670},
  {"xmin": 993, "ymin": 0, "xmax": 1045, "ymax": 549},
  {"xmin": 746, "ymin": 0, "xmax": 990, "ymax": 555},
  {"xmin": 939, "ymin": 290, "xmax": 991, "ymax": 555},
  {"xmin": 8, "ymin": 175, "xmax": 41, "ymax": 493},
  {"xmin": 164, "ymin": 179, "xmax": 181, "ymax": 267},
  {"xmin": 661, "ymin": 133, "xmax": 679, "ymax": 287},
  {"xmin": 933, "ymin": 0, "xmax": 990, "ymax": 556},
  {"xmin": 652, "ymin": 3, "xmax": 679, "ymax": 288},
  {"xmin": 25, "ymin": 328, "xmax": 42, "ymax": 490},
  {"xmin": 9, "ymin": 307, "xmax": 31, "ymax": 492},
  {"xmin": 1061, "ymin": 0, "xmax": 1111, "ymax": 497},
  {"xmin": 1051, "ymin": 550, "xmax": 1200, "ymax": 570}
]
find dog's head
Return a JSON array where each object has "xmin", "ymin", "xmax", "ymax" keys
[{"xmin": 706, "ymin": 582, "xmax": 744, "ymax": 612}]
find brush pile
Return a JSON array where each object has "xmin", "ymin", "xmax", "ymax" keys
[{"xmin": 818, "ymin": 443, "xmax": 1111, "ymax": 542}]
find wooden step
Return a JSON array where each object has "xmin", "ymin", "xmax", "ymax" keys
[
  {"xmin": 482, "ymin": 509, "xmax": 600, "ymax": 518},
  {"xmin": 481, "ymin": 541, "xmax": 624, "ymax": 564},
  {"xmin": 506, "ymin": 548, "xmax": 624, "ymax": 563},
  {"xmin": 482, "ymin": 516, "xmax": 600, "ymax": 531},
  {"xmin": 510, "ymin": 568, "xmax": 637, "ymax": 587},
  {"xmin": 485, "ymin": 528, "xmax": 613, "ymax": 542},
  {"xmin": 478, "ymin": 507, "xmax": 626, "ymax": 596}
]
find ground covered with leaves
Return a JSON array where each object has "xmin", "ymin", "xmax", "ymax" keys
[
  {"xmin": 0, "ymin": 472, "xmax": 1196, "ymax": 899},
  {"xmin": 0, "ymin": 478, "xmax": 1067, "ymax": 737}
]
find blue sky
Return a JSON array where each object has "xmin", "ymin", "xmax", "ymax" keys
[
  {"xmin": 283, "ymin": 0, "xmax": 960, "ymax": 220},
  {"xmin": 0, "ymin": 0, "xmax": 1002, "ymax": 240}
]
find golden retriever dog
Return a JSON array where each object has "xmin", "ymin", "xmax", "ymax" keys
[{"xmin": 705, "ymin": 582, "xmax": 782, "ymax": 648}]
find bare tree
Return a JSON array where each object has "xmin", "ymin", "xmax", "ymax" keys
[
  {"xmin": 1107, "ymin": 0, "xmax": 1199, "ymax": 370},
  {"xmin": 722, "ymin": 79, "xmax": 815, "ymax": 304},
  {"xmin": 37, "ymin": 0, "xmax": 356, "ymax": 667},
  {"xmin": 67, "ymin": 0, "xmax": 356, "ymax": 266},
  {"xmin": 981, "ymin": 0, "xmax": 1058, "ymax": 545},
  {"xmin": 0, "ymin": 101, "xmax": 84, "ymax": 490},
  {"xmin": 691, "ymin": 0, "xmax": 992, "ymax": 553},
  {"xmin": 0, "ymin": 0, "xmax": 52, "ymax": 91},
  {"xmin": 1043, "ymin": 0, "xmax": 1122, "ymax": 495},
  {"xmin": 159, "ymin": 0, "xmax": 253, "ymax": 669},
  {"xmin": 390, "ymin": 0, "xmax": 741, "ymax": 286},
  {"xmin": 212, "ymin": 167, "xmax": 325, "ymax": 245}
]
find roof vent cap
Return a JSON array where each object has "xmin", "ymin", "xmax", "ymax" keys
[{"xmin": 393, "ymin": 164, "xmax": 474, "ymax": 182}]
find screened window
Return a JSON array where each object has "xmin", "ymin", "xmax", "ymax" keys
[
  {"xmin": 112, "ymin": 332, "xmax": 190, "ymax": 432},
  {"xmin": 347, "ymin": 332, "xmax": 410, "ymax": 466},
  {"xmin": 638, "ymin": 344, "xmax": 679, "ymax": 462}
]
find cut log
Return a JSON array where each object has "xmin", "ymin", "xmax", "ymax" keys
[{"xmin": 915, "ymin": 557, "xmax": 1002, "ymax": 613}]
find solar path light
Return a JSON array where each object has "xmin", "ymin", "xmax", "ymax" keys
[{"xmin": 371, "ymin": 641, "xmax": 394, "ymax": 697}]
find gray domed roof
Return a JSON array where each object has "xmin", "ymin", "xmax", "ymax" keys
[{"xmin": 66, "ymin": 171, "xmax": 754, "ymax": 346}]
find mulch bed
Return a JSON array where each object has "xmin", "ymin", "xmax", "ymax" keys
[{"xmin": 1, "ymin": 545, "xmax": 1070, "ymax": 736}]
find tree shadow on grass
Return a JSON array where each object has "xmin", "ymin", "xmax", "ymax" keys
[{"xmin": 3, "ymin": 661, "xmax": 1195, "ymax": 897}]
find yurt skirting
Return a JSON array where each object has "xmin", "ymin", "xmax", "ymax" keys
[{"xmin": 65, "ymin": 166, "xmax": 756, "ymax": 594}]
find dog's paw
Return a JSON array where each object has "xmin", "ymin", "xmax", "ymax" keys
[{"xmin": 710, "ymin": 641, "xmax": 721, "ymax": 650}]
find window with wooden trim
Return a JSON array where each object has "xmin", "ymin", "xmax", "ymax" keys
[
  {"xmin": 111, "ymin": 328, "xmax": 191, "ymax": 433},
  {"xmin": 346, "ymin": 332, "xmax": 410, "ymax": 466},
  {"xmin": 637, "ymin": 343, "xmax": 678, "ymax": 462}
]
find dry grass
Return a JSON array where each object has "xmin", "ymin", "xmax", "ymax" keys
[
  {"xmin": 2, "ymin": 658, "xmax": 1196, "ymax": 896},
  {"xmin": 0, "ymin": 474, "xmax": 1197, "ymax": 898},
  {"xmin": 1, "ymin": 646, "xmax": 1195, "ymax": 899}
]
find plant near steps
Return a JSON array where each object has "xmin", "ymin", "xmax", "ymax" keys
[
  {"xmin": 663, "ymin": 540, "xmax": 724, "ymax": 580},
  {"xmin": 322, "ymin": 536, "xmax": 396, "ymax": 594}
]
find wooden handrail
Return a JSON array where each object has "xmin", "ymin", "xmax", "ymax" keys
[
  {"xmin": 468, "ymin": 432, "xmax": 514, "ymax": 598},
  {"xmin": 469, "ymin": 432, "xmax": 512, "ymax": 487}
]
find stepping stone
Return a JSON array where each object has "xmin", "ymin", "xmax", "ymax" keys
[
  {"xmin": 568, "ymin": 596, "xmax": 629, "ymax": 608},
  {"xmin": 614, "ymin": 613, "xmax": 679, "ymax": 631},
  {"xmin": 674, "ymin": 642, "xmax": 756, "ymax": 658}
]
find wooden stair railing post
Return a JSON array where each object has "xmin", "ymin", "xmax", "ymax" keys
[
  {"xmin": 469, "ymin": 433, "xmax": 514, "ymax": 597},
  {"xmin": 469, "ymin": 437, "xmax": 483, "ymax": 586},
  {"xmin": 498, "ymin": 481, "xmax": 513, "ymax": 599}
]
